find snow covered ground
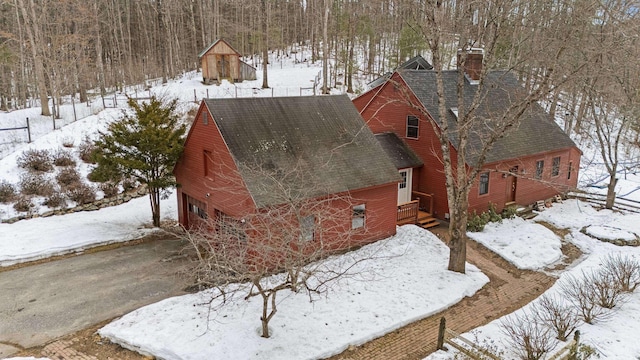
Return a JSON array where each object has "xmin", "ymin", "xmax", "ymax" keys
[
  {"xmin": 0, "ymin": 192, "xmax": 176, "ymax": 267},
  {"xmin": 98, "ymin": 225, "xmax": 488, "ymax": 360},
  {"xmin": 427, "ymin": 200, "xmax": 640, "ymax": 359},
  {"xmin": 467, "ymin": 217, "xmax": 563, "ymax": 270},
  {"xmin": 3, "ymin": 47, "xmax": 640, "ymax": 360}
]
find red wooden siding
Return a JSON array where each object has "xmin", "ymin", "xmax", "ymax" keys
[
  {"xmin": 175, "ymin": 102, "xmax": 397, "ymax": 253},
  {"xmin": 355, "ymin": 73, "xmax": 582, "ymax": 220}
]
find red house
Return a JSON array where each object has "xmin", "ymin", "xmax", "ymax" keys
[
  {"xmin": 354, "ymin": 50, "xmax": 581, "ymax": 220},
  {"xmin": 173, "ymin": 95, "xmax": 401, "ymax": 253}
]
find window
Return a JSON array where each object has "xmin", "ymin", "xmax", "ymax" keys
[
  {"xmin": 352, "ymin": 204, "xmax": 366, "ymax": 229},
  {"xmin": 406, "ymin": 115, "xmax": 419, "ymax": 139},
  {"xmin": 399, "ymin": 171, "xmax": 407, "ymax": 189},
  {"xmin": 201, "ymin": 111, "xmax": 208, "ymax": 125},
  {"xmin": 450, "ymin": 107, "xmax": 459, "ymax": 119},
  {"xmin": 568, "ymin": 161, "xmax": 573, "ymax": 180},
  {"xmin": 204, "ymin": 150, "xmax": 214, "ymax": 178},
  {"xmin": 535, "ymin": 160, "xmax": 544, "ymax": 180},
  {"xmin": 479, "ymin": 172, "xmax": 489, "ymax": 195},
  {"xmin": 186, "ymin": 196, "xmax": 208, "ymax": 219},
  {"xmin": 300, "ymin": 215, "xmax": 315, "ymax": 242},
  {"xmin": 552, "ymin": 157, "xmax": 560, "ymax": 177}
]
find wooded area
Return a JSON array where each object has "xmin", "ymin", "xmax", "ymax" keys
[{"xmin": 0, "ymin": 0, "xmax": 637, "ymax": 121}]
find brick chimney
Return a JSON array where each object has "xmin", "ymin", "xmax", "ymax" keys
[{"xmin": 457, "ymin": 48, "xmax": 484, "ymax": 83}]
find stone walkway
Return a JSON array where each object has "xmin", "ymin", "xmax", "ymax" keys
[
  {"xmin": 328, "ymin": 229, "xmax": 557, "ymax": 360},
  {"xmin": 12, "ymin": 228, "xmax": 560, "ymax": 360}
]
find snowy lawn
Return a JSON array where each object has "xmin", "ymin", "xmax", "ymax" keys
[
  {"xmin": 467, "ymin": 217, "xmax": 563, "ymax": 270},
  {"xmin": 99, "ymin": 225, "xmax": 489, "ymax": 360},
  {"xmin": 0, "ymin": 192, "xmax": 176, "ymax": 267},
  {"xmin": 427, "ymin": 201, "xmax": 640, "ymax": 359}
]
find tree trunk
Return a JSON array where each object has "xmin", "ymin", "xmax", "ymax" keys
[
  {"xmin": 447, "ymin": 198, "xmax": 469, "ymax": 273},
  {"xmin": 321, "ymin": 0, "xmax": 329, "ymax": 94},
  {"xmin": 157, "ymin": 0, "xmax": 167, "ymax": 84},
  {"xmin": 149, "ymin": 188, "xmax": 161, "ymax": 227},
  {"xmin": 606, "ymin": 173, "xmax": 617, "ymax": 210},
  {"xmin": 261, "ymin": 0, "xmax": 269, "ymax": 89},
  {"xmin": 17, "ymin": 0, "xmax": 50, "ymax": 116}
]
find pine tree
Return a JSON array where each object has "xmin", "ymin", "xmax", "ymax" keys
[{"xmin": 93, "ymin": 97, "xmax": 186, "ymax": 227}]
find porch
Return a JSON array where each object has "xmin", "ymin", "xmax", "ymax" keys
[{"xmin": 397, "ymin": 191, "xmax": 439, "ymax": 229}]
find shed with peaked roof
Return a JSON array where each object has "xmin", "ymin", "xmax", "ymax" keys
[
  {"xmin": 198, "ymin": 39, "xmax": 257, "ymax": 84},
  {"xmin": 174, "ymin": 95, "xmax": 402, "ymax": 250}
]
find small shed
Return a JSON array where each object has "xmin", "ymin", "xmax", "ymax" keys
[{"xmin": 198, "ymin": 39, "xmax": 257, "ymax": 84}]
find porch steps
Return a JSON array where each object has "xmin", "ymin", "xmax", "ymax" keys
[{"xmin": 417, "ymin": 211, "xmax": 439, "ymax": 229}]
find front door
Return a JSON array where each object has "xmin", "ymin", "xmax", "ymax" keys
[{"xmin": 397, "ymin": 168, "xmax": 412, "ymax": 205}]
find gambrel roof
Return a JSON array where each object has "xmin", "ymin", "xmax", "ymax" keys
[
  {"xmin": 203, "ymin": 95, "xmax": 400, "ymax": 208},
  {"xmin": 398, "ymin": 69, "xmax": 578, "ymax": 165}
]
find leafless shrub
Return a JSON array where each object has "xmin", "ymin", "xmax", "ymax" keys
[
  {"xmin": 0, "ymin": 181, "xmax": 17, "ymax": 203},
  {"xmin": 100, "ymin": 182, "xmax": 119, "ymax": 198},
  {"xmin": 66, "ymin": 183, "xmax": 96, "ymax": 205},
  {"xmin": 13, "ymin": 196, "xmax": 34, "ymax": 213},
  {"xmin": 19, "ymin": 174, "xmax": 55, "ymax": 197},
  {"xmin": 43, "ymin": 192, "xmax": 67, "ymax": 209},
  {"xmin": 586, "ymin": 270, "xmax": 626, "ymax": 309},
  {"xmin": 17, "ymin": 149, "xmax": 54, "ymax": 172},
  {"xmin": 78, "ymin": 138, "xmax": 97, "ymax": 164},
  {"xmin": 121, "ymin": 177, "xmax": 138, "ymax": 192},
  {"xmin": 52, "ymin": 149, "xmax": 76, "ymax": 167},
  {"xmin": 56, "ymin": 168, "xmax": 81, "ymax": 187},
  {"xmin": 61, "ymin": 137, "xmax": 75, "ymax": 148},
  {"xmin": 533, "ymin": 294, "xmax": 580, "ymax": 341},
  {"xmin": 601, "ymin": 253, "xmax": 640, "ymax": 292},
  {"xmin": 560, "ymin": 272, "xmax": 612, "ymax": 324},
  {"xmin": 500, "ymin": 311, "xmax": 557, "ymax": 360}
]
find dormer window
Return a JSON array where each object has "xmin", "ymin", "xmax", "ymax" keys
[{"xmin": 450, "ymin": 107, "xmax": 459, "ymax": 119}]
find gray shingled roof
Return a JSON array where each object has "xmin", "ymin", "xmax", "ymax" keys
[
  {"xmin": 398, "ymin": 69, "xmax": 577, "ymax": 165},
  {"xmin": 375, "ymin": 133, "xmax": 423, "ymax": 169},
  {"xmin": 204, "ymin": 95, "xmax": 400, "ymax": 208}
]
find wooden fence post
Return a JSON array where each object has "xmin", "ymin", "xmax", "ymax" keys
[
  {"xmin": 437, "ymin": 317, "xmax": 446, "ymax": 350},
  {"xmin": 26, "ymin": 117, "xmax": 31, "ymax": 143},
  {"xmin": 568, "ymin": 330, "xmax": 580, "ymax": 360}
]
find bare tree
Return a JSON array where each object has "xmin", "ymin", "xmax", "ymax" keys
[
  {"xmin": 580, "ymin": 0, "xmax": 640, "ymax": 209},
  {"xmin": 393, "ymin": 0, "xmax": 590, "ymax": 273},
  {"xmin": 185, "ymin": 162, "xmax": 389, "ymax": 338}
]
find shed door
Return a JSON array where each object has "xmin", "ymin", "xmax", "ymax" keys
[
  {"xmin": 217, "ymin": 55, "xmax": 230, "ymax": 79},
  {"xmin": 397, "ymin": 168, "xmax": 412, "ymax": 205}
]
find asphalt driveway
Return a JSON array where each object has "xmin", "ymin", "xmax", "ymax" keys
[{"xmin": 0, "ymin": 237, "xmax": 192, "ymax": 357}]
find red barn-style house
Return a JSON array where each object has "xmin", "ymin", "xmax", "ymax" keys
[
  {"xmin": 173, "ymin": 95, "xmax": 403, "ymax": 253},
  {"xmin": 354, "ymin": 49, "xmax": 581, "ymax": 220}
]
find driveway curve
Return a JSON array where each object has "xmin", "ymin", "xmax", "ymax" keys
[{"xmin": 0, "ymin": 237, "xmax": 191, "ymax": 357}]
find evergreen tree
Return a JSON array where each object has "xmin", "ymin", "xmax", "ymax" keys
[{"xmin": 93, "ymin": 97, "xmax": 186, "ymax": 227}]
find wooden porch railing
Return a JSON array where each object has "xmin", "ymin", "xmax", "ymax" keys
[
  {"xmin": 412, "ymin": 191, "xmax": 434, "ymax": 214},
  {"xmin": 397, "ymin": 200, "xmax": 419, "ymax": 225}
]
